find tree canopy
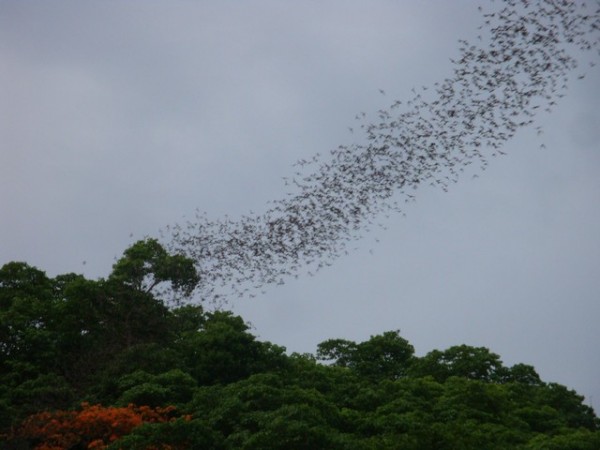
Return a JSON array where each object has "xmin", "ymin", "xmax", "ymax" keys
[{"xmin": 1, "ymin": 240, "xmax": 598, "ymax": 448}]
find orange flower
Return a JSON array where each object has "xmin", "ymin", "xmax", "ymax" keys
[{"xmin": 12, "ymin": 403, "xmax": 177, "ymax": 449}]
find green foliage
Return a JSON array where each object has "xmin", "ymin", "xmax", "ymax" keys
[
  {"xmin": 109, "ymin": 417, "xmax": 221, "ymax": 450},
  {"xmin": 408, "ymin": 344, "xmax": 505, "ymax": 382},
  {"xmin": 188, "ymin": 373, "xmax": 347, "ymax": 449},
  {"xmin": 316, "ymin": 338, "xmax": 357, "ymax": 367},
  {"xmin": 0, "ymin": 262, "xmax": 53, "ymax": 309},
  {"xmin": 317, "ymin": 330, "xmax": 414, "ymax": 380},
  {"xmin": 1, "ymin": 249, "xmax": 599, "ymax": 448},
  {"xmin": 502, "ymin": 363, "xmax": 543, "ymax": 385},
  {"xmin": 116, "ymin": 369, "xmax": 197, "ymax": 407},
  {"xmin": 525, "ymin": 429, "xmax": 600, "ymax": 450},
  {"xmin": 0, "ymin": 263, "xmax": 58, "ymax": 375},
  {"xmin": 110, "ymin": 238, "xmax": 199, "ymax": 297},
  {"xmin": 175, "ymin": 310, "xmax": 288, "ymax": 385}
]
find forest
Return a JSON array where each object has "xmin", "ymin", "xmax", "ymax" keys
[{"xmin": 1, "ymin": 239, "xmax": 598, "ymax": 449}]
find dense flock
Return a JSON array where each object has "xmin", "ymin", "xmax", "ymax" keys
[{"xmin": 165, "ymin": 0, "xmax": 600, "ymax": 304}]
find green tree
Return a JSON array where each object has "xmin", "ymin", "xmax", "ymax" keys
[
  {"xmin": 2, "ymin": 252, "xmax": 600, "ymax": 447},
  {"xmin": 317, "ymin": 331, "xmax": 414, "ymax": 380},
  {"xmin": 53, "ymin": 240, "xmax": 198, "ymax": 385},
  {"xmin": 408, "ymin": 345, "xmax": 505, "ymax": 382},
  {"xmin": 189, "ymin": 373, "xmax": 346, "ymax": 449},
  {"xmin": 0, "ymin": 262, "xmax": 53, "ymax": 309},
  {"xmin": 525, "ymin": 429, "xmax": 600, "ymax": 450},
  {"xmin": 0, "ymin": 263, "xmax": 56, "ymax": 373},
  {"xmin": 0, "ymin": 240, "xmax": 200, "ymax": 431},
  {"xmin": 109, "ymin": 238, "xmax": 199, "ymax": 298},
  {"xmin": 176, "ymin": 311, "xmax": 287, "ymax": 385},
  {"xmin": 501, "ymin": 363, "xmax": 542, "ymax": 385},
  {"xmin": 110, "ymin": 417, "xmax": 221, "ymax": 450},
  {"xmin": 116, "ymin": 369, "xmax": 197, "ymax": 408}
]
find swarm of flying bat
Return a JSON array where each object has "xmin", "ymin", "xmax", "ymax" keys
[{"xmin": 164, "ymin": 0, "xmax": 600, "ymax": 304}]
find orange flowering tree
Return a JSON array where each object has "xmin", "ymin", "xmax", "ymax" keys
[{"xmin": 9, "ymin": 403, "xmax": 177, "ymax": 450}]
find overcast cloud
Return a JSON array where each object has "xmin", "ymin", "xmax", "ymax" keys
[{"xmin": 1, "ymin": 1, "xmax": 599, "ymax": 409}]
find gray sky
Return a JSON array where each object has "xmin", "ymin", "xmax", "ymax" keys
[{"xmin": 1, "ymin": 1, "xmax": 599, "ymax": 409}]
